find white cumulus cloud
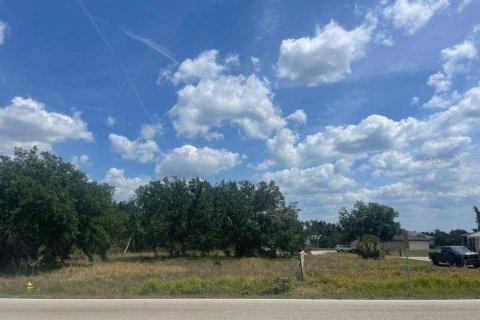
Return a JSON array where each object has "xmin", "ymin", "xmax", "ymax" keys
[
  {"xmin": 109, "ymin": 133, "xmax": 160, "ymax": 163},
  {"xmin": 155, "ymin": 145, "xmax": 240, "ymax": 178},
  {"xmin": 169, "ymin": 50, "xmax": 285, "ymax": 140},
  {"xmin": 383, "ymin": 0, "xmax": 449, "ymax": 35},
  {"xmin": 425, "ymin": 40, "xmax": 477, "ymax": 107},
  {"xmin": 268, "ymin": 81, "xmax": 480, "ymax": 167},
  {"xmin": 172, "ymin": 50, "xmax": 225, "ymax": 84},
  {"xmin": 427, "ymin": 72, "xmax": 452, "ymax": 93},
  {"xmin": 276, "ymin": 17, "xmax": 375, "ymax": 86},
  {"xmin": 0, "ymin": 97, "xmax": 93, "ymax": 154},
  {"xmin": 262, "ymin": 164, "xmax": 356, "ymax": 196},
  {"xmin": 286, "ymin": 109, "xmax": 307, "ymax": 125},
  {"xmin": 103, "ymin": 168, "xmax": 150, "ymax": 201},
  {"xmin": 140, "ymin": 123, "xmax": 163, "ymax": 140},
  {"xmin": 440, "ymin": 40, "xmax": 477, "ymax": 78}
]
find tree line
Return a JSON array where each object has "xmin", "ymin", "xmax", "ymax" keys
[
  {"xmin": 2, "ymin": 148, "xmax": 421, "ymax": 270},
  {"xmin": 0, "ymin": 148, "xmax": 304, "ymax": 270},
  {"xmin": 423, "ymin": 229, "xmax": 468, "ymax": 247},
  {"xmin": 303, "ymin": 202, "xmax": 475, "ymax": 249},
  {"xmin": 304, "ymin": 201, "xmax": 402, "ymax": 247}
]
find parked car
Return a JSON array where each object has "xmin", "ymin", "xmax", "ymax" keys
[
  {"xmin": 429, "ymin": 246, "xmax": 480, "ymax": 268},
  {"xmin": 335, "ymin": 244, "xmax": 353, "ymax": 253}
]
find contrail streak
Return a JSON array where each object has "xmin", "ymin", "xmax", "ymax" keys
[
  {"xmin": 122, "ymin": 30, "xmax": 179, "ymax": 65},
  {"xmin": 76, "ymin": 0, "xmax": 152, "ymax": 121}
]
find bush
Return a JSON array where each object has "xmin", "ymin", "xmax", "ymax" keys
[{"xmin": 357, "ymin": 234, "xmax": 383, "ymax": 259}]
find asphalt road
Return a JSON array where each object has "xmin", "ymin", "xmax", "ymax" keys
[{"xmin": 2, "ymin": 299, "xmax": 480, "ymax": 320}]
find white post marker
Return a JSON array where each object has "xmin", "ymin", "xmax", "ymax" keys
[
  {"xmin": 403, "ymin": 231, "xmax": 413, "ymax": 294},
  {"xmin": 299, "ymin": 250, "xmax": 305, "ymax": 282}
]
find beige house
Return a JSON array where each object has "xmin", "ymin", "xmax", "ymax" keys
[
  {"xmin": 381, "ymin": 232, "xmax": 431, "ymax": 251},
  {"xmin": 461, "ymin": 232, "xmax": 480, "ymax": 253}
]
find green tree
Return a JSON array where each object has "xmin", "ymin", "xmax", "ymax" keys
[
  {"xmin": 474, "ymin": 206, "xmax": 480, "ymax": 231},
  {"xmin": 134, "ymin": 178, "xmax": 305, "ymax": 257},
  {"xmin": 430, "ymin": 229, "xmax": 449, "ymax": 246},
  {"xmin": 0, "ymin": 148, "xmax": 121, "ymax": 269},
  {"xmin": 135, "ymin": 177, "xmax": 190, "ymax": 256},
  {"xmin": 304, "ymin": 220, "xmax": 341, "ymax": 248},
  {"xmin": 449, "ymin": 229, "xmax": 468, "ymax": 246},
  {"xmin": 187, "ymin": 177, "xmax": 216, "ymax": 254},
  {"xmin": 118, "ymin": 200, "xmax": 146, "ymax": 252},
  {"xmin": 423, "ymin": 229, "xmax": 468, "ymax": 246},
  {"xmin": 339, "ymin": 201, "xmax": 400, "ymax": 242}
]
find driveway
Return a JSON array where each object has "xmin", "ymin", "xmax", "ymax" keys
[
  {"xmin": 394, "ymin": 256, "xmax": 431, "ymax": 262},
  {"xmin": 310, "ymin": 250, "xmax": 336, "ymax": 255}
]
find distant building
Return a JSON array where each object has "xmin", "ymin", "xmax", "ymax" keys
[
  {"xmin": 460, "ymin": 232, "xmax": 480, "ymax": 253},
  {"xmin": 381, "ymin": 231, "xmax": 431, "ymax": 251}
]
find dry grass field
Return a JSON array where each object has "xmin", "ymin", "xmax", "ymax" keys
[{"xmin": 2, "ymin": 252, "xmax": 480, "ymax": 299}]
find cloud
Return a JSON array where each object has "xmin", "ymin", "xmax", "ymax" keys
[
  {"xmin": 0, "ymin": 97, "xmax": 93, "ymax": 154},
  {"xmin": 155, "ymin": 145, "xmax": 240, "ymax": 178},
  {"xmin": 440, "ymin": 40, "xmax": 477, "ymax": 78},
  {"xmin": 251, "ymin": 56, "xmax": 261, "ymax": 72},
  {"xmin": 427, "ymin": 72, "xmax": 452, "ymax": 93},
  {"xmin": 425, "ymin": 40, "xmax": 477, "ymax": 107},
  {"xmin": 374, "ymin": 31, "xmax": 394, "ymax": 47},
  {"xmin": 268, "ymin": 115, "xmax": 417, "ymax": 166},
  {"xmin": 266, "ymin": 128, "xmax": 301, "ymax": 165},
  {"xmin": 224, "ymin": 53, "xmax": 240, "ymax": 66},
  {"xmin": 106, "ymin": 116, "xmax": 116, "ymax": 127},
  {"xmin": 260, "ymin": 79, "xmax": 480, "ymax": 229},
  {"xmin": 268, "ymin": 81, "xmax": 480, "ymax": 167},
  {"xmin": 262, "ymin": 164, "xmax": 356, "ymax": 196},
  {"xmin": 458, "ymin": 0, "xmax": 471, "ymax": 12},
  {"xmin": 102, "ymin": 168, "xmax": 150, "ymax": 201},
  {"xmin": 0, "ymin": 20, "xmax": 8, "ymax": 45},
  {"xmin": 286, "ymin": 109, "xmax": 307, "ymax": 125},
  {"xmin": 168, "ymin": 50, "xmax": 285, "ymax": 140},
  {"xmin": 140, "ymin": 123, "xmax": 163, "ymax": 140},
  {"xmin": 420, "ymin": 136, "xmax": 471, "ymax": 157},
  {"xmin": 383, "ymin": 0, "xmax": 449, "ymax": 35},
  {"xmin": 108, "ymin": 133, "xmax": 160, "ymax": 163},
  {"xmin": 248, "ymin": 159, "xmax": 276, "ymax": 171},
  {"xmin": 71, "ymin": 154, "xmax": 90, "ymax": 167},
  {"xmin": 275, "ymin": 17, "xmax": 376, "ymax": 86},
  {"xmin": 410, "ymin": 96, "xmax": 420, "ymax": 106},
  {"xmin": 172, "ymin": 50, "xmax": 225, "ymax": 85},
  {"xmin": 423, "ymin": 91, "xmax": 461, "ymax": 109}
]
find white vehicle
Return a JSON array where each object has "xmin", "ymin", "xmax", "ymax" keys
[{"xmin": 335, "ymin": 244, "xmax": 353, "ymax": 252}]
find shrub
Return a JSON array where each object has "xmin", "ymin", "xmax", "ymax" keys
[{"xmin": 357, "ymin": 234, "xmax": 383, "ymax": 259}]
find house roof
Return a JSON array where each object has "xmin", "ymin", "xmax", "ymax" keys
[
  {"xmin": 391, "ymin": 234, "xmax": 431, "ymax": 241},
  {"xmin": 465, "ymin": 231, "xmax": 480, "ymax": 238}
]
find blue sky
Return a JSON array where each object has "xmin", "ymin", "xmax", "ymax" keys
[{"xmin": 1, "ymin": 0, "xmax": 480, "ymax": 231}]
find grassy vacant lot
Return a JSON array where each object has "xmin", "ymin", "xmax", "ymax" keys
[{"xmin": 2, "ymin": 253, "xmax": 480, "ymax": 299}]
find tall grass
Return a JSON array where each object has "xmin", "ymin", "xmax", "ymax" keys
[{"xmin": 2, "ymin": 253, "xmax": 480, "ymax": 298}]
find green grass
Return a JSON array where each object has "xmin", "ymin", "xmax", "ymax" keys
[{"xmin": 2, "ymin": 252, "xmax": 480, "ymax": 299}]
